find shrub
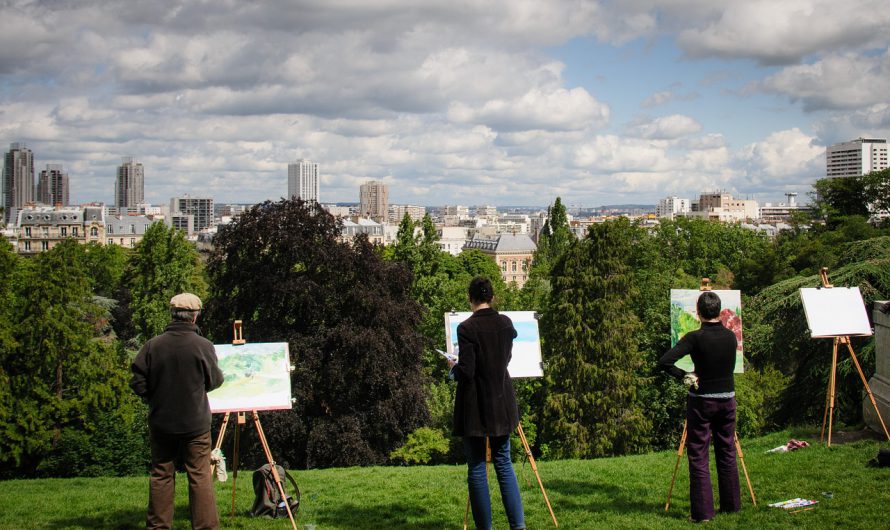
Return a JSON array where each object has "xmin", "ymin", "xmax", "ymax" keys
[{"xmin": 389, "ymin": 427, "xmax": 449, "ymax": 465}]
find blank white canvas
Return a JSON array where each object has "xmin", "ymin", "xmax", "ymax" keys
[
  {"xmin": 445, "ymin": 311, "xmax": 544, "ymax": 378},
  {"xmin": 800, "ymin": 287, "xmax": 873, "ymax": 338}
]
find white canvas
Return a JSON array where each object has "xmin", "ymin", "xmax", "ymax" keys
[
  {"xmin": 207, "ymin": 342, "xmax": 293, "ymax": 413},
  {"xmin": 445, "ymin": 311, "xmax": 544, "ymax": 378},
  {"xmin": 800, "ymin": 287, "xmax": 873, "ymax": 338}
]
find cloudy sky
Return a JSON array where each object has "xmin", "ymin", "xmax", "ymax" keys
[{"xmin": 1, "ymin": 0, "xmax": 888, "ymax": 207}]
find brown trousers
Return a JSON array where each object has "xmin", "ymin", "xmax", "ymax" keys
[{"xmin": 147, "ymin": 429, "xmax": 219, "ymax": 530}]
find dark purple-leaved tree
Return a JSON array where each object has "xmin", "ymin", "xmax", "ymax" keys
[{"xmin": 204, "ymin": 199, "xmax": 428, "ymax": 468}]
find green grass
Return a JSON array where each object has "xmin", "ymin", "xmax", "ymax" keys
[{"xmin": 0, "ymin": 429, "xmax": 887, "ymax": 529}]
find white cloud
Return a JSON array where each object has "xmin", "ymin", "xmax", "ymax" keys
[
  {"xmin": 448, "ymin": 87, "xmax": 610, "ymax": 132},
  {"xmin": 641, "ymin": 89, "xmax": 700, "ymax": 108},
  {"xmin": 675, "ymin": 0, "xmax": 890, "ymax": 65},
  {"xmin": 753, "ymin": 50, "xmax": 890, "ymax": 111},
  {"xmin": 737, "ymin": 128, "xmax": 823, "ymax": 192},
  {"xmin": 626, "ymin": 114, "xmax": 702, "ymax": 140}
]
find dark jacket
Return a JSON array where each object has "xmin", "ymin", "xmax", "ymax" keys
[
  {"xmin": 658, "ymin": 321, "xmax": 737, "ymax": 395},
  {"xmin": 451, "ymin": 307, "xmax": 520, "ymax": 437},
  {"xmin": 130, "ymin": 321, "xmax": 225, "ymax": 437}
]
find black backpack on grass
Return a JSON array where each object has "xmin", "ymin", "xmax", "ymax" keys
[{"xmin": 250, "ymin": 464, "xmax": 301, "ymax": 518}]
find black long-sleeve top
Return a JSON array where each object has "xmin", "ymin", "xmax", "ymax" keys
[
  {"xmin": 130, "ymin": 321, "xmax": 225, "ymax": 436},
  {"xmin": 451, "ymin": 307, "xmax": 520, "ymax": 437},
  {"xmin": 658, "ymin": 321, "xmax": 737, "ymax": 395}
]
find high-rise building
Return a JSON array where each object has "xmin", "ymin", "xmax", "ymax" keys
[
  {"xmin": 170, "ymin": 195, "xmax": 214, "ymax": 233},
  {"xmin": 388, "ymin": 204, "xmax": 425, "ymax": 224},
  {"xmin": 37, "ymin": 164, "xmax": 69, "ymax": 206},
  {"xmin": 359, "ymin": 180, "xmax": 388, "ymax": 221},
  {"xmin": 826, "ymin": 137, "xmax": 888, "ymax": 178},
  {"xmin": 288, "ymin": 159, "xmax": 319, "ymax": 202},
  {"xmin": 3, "ymin": 143, "xmax": 34, "ymax": 223},
  {"xmin": 656, "ymin": 196, "xmax": 690, "ymax": 220},
  {"xmin": 115, "ymin": 157, "xmax": 144, "ymax": 208}
]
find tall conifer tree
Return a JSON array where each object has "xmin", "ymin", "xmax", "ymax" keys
[{"xmin": 540, "ymin": 219, "xmax": 650, "ymax": 457}]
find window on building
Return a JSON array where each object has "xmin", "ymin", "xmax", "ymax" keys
[
  {"xmin": 24, "ymin": 241, "xmax": 30, "ymax": 251},
  {"xmin": 89, "ymin": 227, "xmax": 96, "ymax": 237},
  {"xmin": 130, "ymin": 238, "xmax": 136, "ymax": 246},
  {"xmin": 501, "ymin": 261, "xmax": 507, "ymax": 272},
  {"xmin": 521, "ymin": 260, "xmax": 527, "ymax": 271},
  {"xmin": 42, "ymin": 227, "xmax": 49, "ymax": 237},
  {"xmin": 72, "ymin": 227, "xmax": 78, "ymax": 236},
  {"xmin": 120, "ymin": 238, "xmax": 124, "ymax": 245},
  {"xmin": 24, "ymin": 227, "xmax": 31, "ymax": 237},
  {"xmin": 60, "ymin": 226, "xmax": 67, "ymax": 237},
  {"xmin": 108, "ymin": 238, "xmax": 114, "ymax": 245},
  {"xmin": 512, "ymin": 261, "xmax": 517, "ymax": 272},
  {"xmin": 41, "ymin": 241, "xmax": 49, "ymax": 251},
  {"xmin": 130, "ymin": 224, "xmax": 136, "ymax": 234}
]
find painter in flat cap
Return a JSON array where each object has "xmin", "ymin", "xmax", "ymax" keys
[{"xmin": 130, "ymin": 292, "xmax": 224, "ymax": 529}]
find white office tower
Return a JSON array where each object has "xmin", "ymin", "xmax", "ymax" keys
[
  {"xmin": 656, "ymin": 196, "xmax": 690, "ymax": 219},
  {"xmin": 170, "ymin": 195, "xmax": 215, "ymax": 232},
  {"xmin": 115, "ymin": 157, "xmax": 144, "ymax": 208},
  {"xmin": 288, "ymin": 159, "xmax": 319, "ymax": 202},
  {"xmin": 3, "ymin": 143, "xmax": 34, "ymax": 223},
  {"xmin": 826, "ymin": 138, "xmax": 888, "ymax": 178}
]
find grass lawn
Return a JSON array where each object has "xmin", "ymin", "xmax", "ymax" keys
[{"xmin": 0, "ymin": 428, "xmax": 887, "ymax": 529}]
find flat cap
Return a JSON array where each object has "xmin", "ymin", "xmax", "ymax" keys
[{"xmin": 170, "ymin": 293, "xmax": 202, "ymax": 311}]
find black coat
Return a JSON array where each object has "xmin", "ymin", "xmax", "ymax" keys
[
  {"xmin": 130, "ymin": 321, "xmax": 225, "ymax": 437},
  {"xmin": 451, "ymin": 308, "xmax": 520, "ymax": 437}
]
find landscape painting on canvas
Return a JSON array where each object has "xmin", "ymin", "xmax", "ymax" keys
[
  {"xmin": 207, "ymin": 342, "xmax": 292, "ymax": 413},
  {"xmin": 670, "ymin": 290, "xmax": 744, "ymax": 373}
]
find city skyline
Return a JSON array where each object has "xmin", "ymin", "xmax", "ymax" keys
[{"xmin": 0, "ymin": 2, "xmax": 888, "ymax": 207}]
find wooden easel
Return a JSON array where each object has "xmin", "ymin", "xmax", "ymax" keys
[
  {"xmin": 462, "ymin": 424, "xmax": 559, "ymax": 529},
  {"xmin": 212, "ymin": 321, "xmax": 298, "ymax": 530},
  {"xmin": 665, "ymin": 279, "xmax": 756, "ymax": 512},
  {"xmin": 817, "ymin": 268, "xmax": 890, "ymax": 447}
]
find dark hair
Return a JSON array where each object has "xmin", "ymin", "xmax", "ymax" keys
[
  {"xmin": 171, "ymin": 308, "xmax": 199, "ymax": 322},
  {"xmin": 696, "ymin": 291, "xmax": 721, "ymax": 320},
  {"xmin": 468, "ymin": 276, "xmax": 494, "ymax": 304}
]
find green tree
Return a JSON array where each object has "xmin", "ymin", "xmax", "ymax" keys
[
  {"xmin": 540, "ymin": 219, "xmax": 650, "ymax": 458},
  {"xmin": 1, "ymin": 241, "xmax": 125, "ymax": 475},
  {"xmin": 812, "ymin": 176, "xmax": 870, "ymax": 222},
  {"xmin": 745, "ymin": 236, "xmax": 890, "ymax": 426},
  {"xmin": 123, "ymin": 222, "xmax": 207, "ymax": 342},
  {"xmin": 82, "ymin": 242, "xmax": 128, "ymax": 298},
  {"xmin": 863, "ymin": 168, "xmax": 890, "ymax": 217},
  {"xmin": 204, "ymin": 199, "xmax": 429, "ymax": 468}
]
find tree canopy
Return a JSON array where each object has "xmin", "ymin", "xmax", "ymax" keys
[{"xmin": 204, "ymin": 199, "xmax": 429, "ymax": 468}]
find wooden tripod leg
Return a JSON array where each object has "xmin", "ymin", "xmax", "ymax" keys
[
  {"xmin": 845, "ymin": 340, "xmax": 890, "ymax": 441},
  {"xmin": 230, "ymin": 417, "xmax": 241, "ymax": 518},
  {"xmin": 821, "ymin": 377, "xmax": 831, "ymax": 442},
  {"xmin": 734, "ymin": 432, "xmax": 756, "ymax": 506},
  {"xmin": 517, "ymin": 422, "xmax": 558, "ymax": 527},
  {"xmin": 463, "ymin": 495, "xmax": 470, "ymax": 530},
  {"xmin": 211, "ymin": 412, "xmax": 230, "ymax": 477},
  {"xmin": 827, "ymin": 338, "xmax": 839, "ymax": 448},
  {"xmin": 251, "ymin": 412, "xmax": 298, "ymax": 530},
  {"xmin": 665, "ymin": 421, "xmax": 688, "ymax": 512}
]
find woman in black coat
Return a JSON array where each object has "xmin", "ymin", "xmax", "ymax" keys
[{"xmin": 448, "ymin": 276, "xmax": 525, "ymax": 530}]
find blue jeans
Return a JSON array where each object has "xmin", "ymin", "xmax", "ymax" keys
[{"xmin": 464, "ymin": 435, "xmax": 525, "ymax": 530}]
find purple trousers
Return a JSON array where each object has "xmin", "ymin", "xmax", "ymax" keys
[{"xmin": 686, "ymin": 395, "xmax": 741, "ymax": 521}]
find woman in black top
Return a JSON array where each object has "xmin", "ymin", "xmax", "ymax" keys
[
  {"xmin": 659, "ymin": 291, "xmax": 741, "ymax": 523},
  {"xmin": 448, "ymin": 277, "xmax": 525, "ymax": 530}
]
